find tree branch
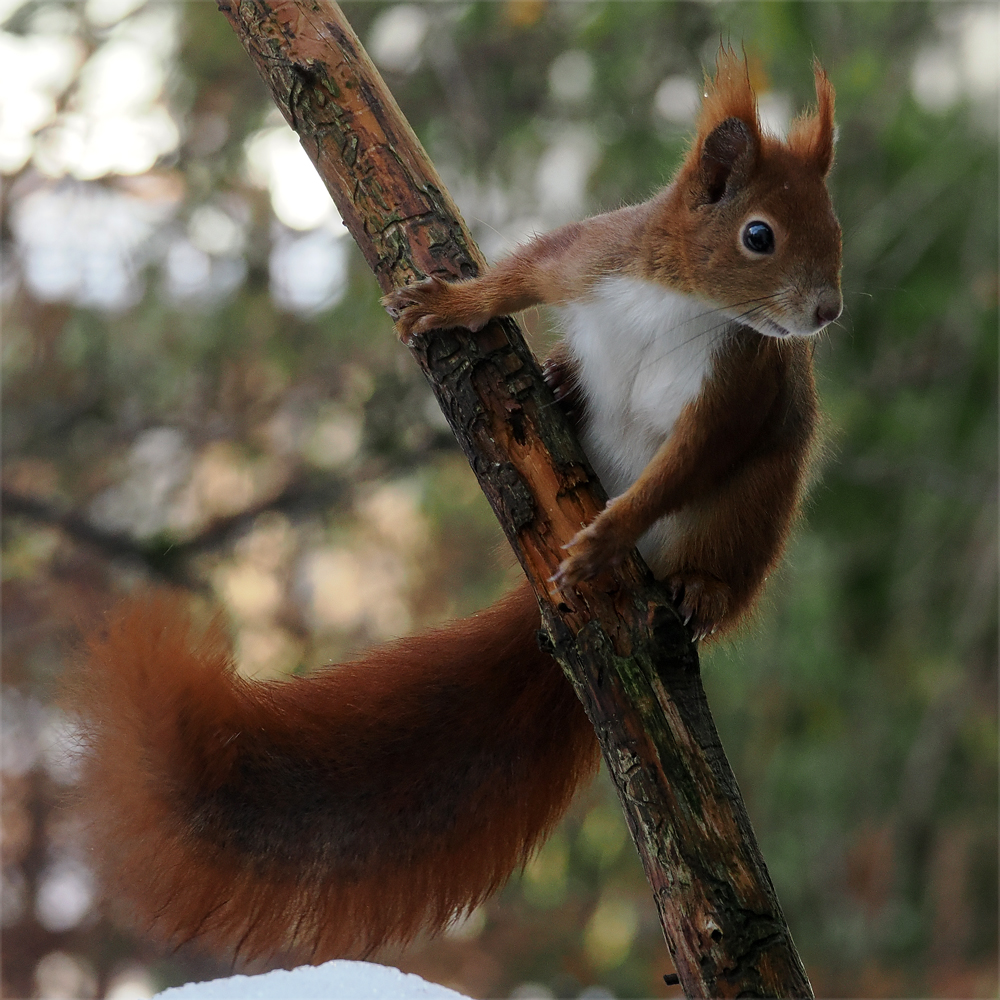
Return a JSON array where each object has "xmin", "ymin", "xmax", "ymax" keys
[
  {"xmin": 2, "ymin": 474, "xmax": 345, "ymax": 588},
  {"xmin": 219, "ymin": 2, "xmax": 814, "ymax": 996}
]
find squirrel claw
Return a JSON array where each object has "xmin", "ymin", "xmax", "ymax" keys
[
  {"xmin": 552, "ymin": 520, "xmax": 628, "ymax": 593},
  {"xmin": 547, "ymin": 565, "xmax": 579, "ymax": 605},
  {"xmin": 667, "ymin": 572, "xmax": 731, "ymax": 643},
  {"xmin": 382, "ymin": 275, "xmax": 491, "ymax": 340},
  {"xmin": 381, "ymin": 276, "xmax": 450, "ymax": 341}
]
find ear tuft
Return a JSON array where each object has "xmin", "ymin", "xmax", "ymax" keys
[
  {"xmin": 696, "ymin": 47, "xmax": 760, "ymax": 142},
  {"xmin": 787, "ymin": 60, "xmax": 836, "ymax": 174},
  {"xmin": 700, "ymin": 117, "xmax": 755, "ymax": 203},
  {"xmin": 692, "ymin": 47, "xmax": 760, "ymax": 203}
]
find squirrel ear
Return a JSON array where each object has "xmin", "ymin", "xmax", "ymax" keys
[
  {"xmin": 699, "ymin": 116, "xmax": 756, "ymax": 204},
  {"xmin": 788, "ymin": 61, "xmax": 836, "ymax": 175}
]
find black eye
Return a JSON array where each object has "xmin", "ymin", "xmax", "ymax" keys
[{"xmin": 742, "ymin": 221, "xmax": 775, "ymax": 255}]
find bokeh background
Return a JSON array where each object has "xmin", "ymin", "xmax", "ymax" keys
[{"xmin": 1, "ymin": 1, "xmax": 997, "ymax": 998}]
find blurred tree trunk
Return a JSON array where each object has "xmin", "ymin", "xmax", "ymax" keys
[{"xmin": 219, "ymin": 2, "xmax": 814, "ymax": 996}]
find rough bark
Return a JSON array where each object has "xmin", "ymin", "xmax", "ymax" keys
[{"xmin": 219, "ymin": 2, "xmax": 814, "ymax": 996}]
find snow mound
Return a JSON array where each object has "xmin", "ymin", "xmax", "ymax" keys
[{"xmin": 155, "ymin": 960, "xmax": 471, "ymax": 999}]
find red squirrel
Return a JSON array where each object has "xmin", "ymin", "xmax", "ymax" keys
[{"xmin": 72, "ymin": 52, "xmax": 841, "ymax": 965}]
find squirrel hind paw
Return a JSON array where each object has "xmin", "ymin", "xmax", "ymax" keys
[
  {"xmin": 542, "ymin": 355, "xmax": 585, "ymax": 427},
  {"xmin": 667, "ymin": 572, "xmax": 731, "ymax": 641}
]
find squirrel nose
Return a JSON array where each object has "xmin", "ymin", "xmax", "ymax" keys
[{"xmin": 814, "ymin": 291, "xmax": 842, "ymax": 329}]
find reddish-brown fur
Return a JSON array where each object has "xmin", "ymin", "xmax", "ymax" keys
[
  {"xmin": 73, "ymin": 584, "xmax": 597, "ymax": 962},
  {"xmin": 73, "ymin": 51, "xmax": 839, "ymax": 965},
  {"xmin": 552, "ymin": 335, "xmax": 818, "ymax": 633},
  {"xmin": 643, "ymin": 58, "xmax": 840, "ymax": 314},
  {"xmin": 386, "ymin": 55, "xmax": 839, "ymax": 345},
  {"xmin": 387, "ymin": 50, "xmax": 839, "ymax": 634}
]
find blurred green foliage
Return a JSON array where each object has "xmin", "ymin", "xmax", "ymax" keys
[{"xmin": 1, "ymin": 2, "xmax": 996, "ymax": 998}]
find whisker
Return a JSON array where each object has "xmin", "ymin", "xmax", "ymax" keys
[
  {"xmin": 558, "ymin": 286, "xmax": 790, "ymax": 425},
  {"xmin": 623, "ymin": 318, "xmax": 730, "ymax": 388},
  {"xmin": 627, "ymin": 300, "xmax": 776, "ymax": 385},
  {"xmin": 619, "ymin": 294, "xmax": 785, "ymax": 378},
  {"xmin": 469, "ymin": 217, "xmax": 516, "ymax": 253}
]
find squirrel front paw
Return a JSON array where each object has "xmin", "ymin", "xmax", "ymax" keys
[
  {"xmin": 382, "ymin": 276, "xmax": 491, "ymax": 343},
  {"xmin": 550, "ymin": 507, "xmax": 630, "ymax": 592},
  {"xmin": 666, "ymin": 572, "xmax": 731, "ymax": 642}
]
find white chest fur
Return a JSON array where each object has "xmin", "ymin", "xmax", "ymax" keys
[
  {"xmin": 556, "ymin": 276, "xmax": 725, "ymax": 496},
  {"xmin": 555, "ymin": 277, "xmax": 729, "ymax": 573}
]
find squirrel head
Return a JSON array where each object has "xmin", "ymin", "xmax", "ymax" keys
[{"xmin": 648, "ymin": 49, "xmax": 843, "ymax": 339}]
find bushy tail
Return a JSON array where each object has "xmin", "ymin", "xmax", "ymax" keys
[{"xmin": 71, "ymin": 582, "xmax": 599, "ymax": 963}]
